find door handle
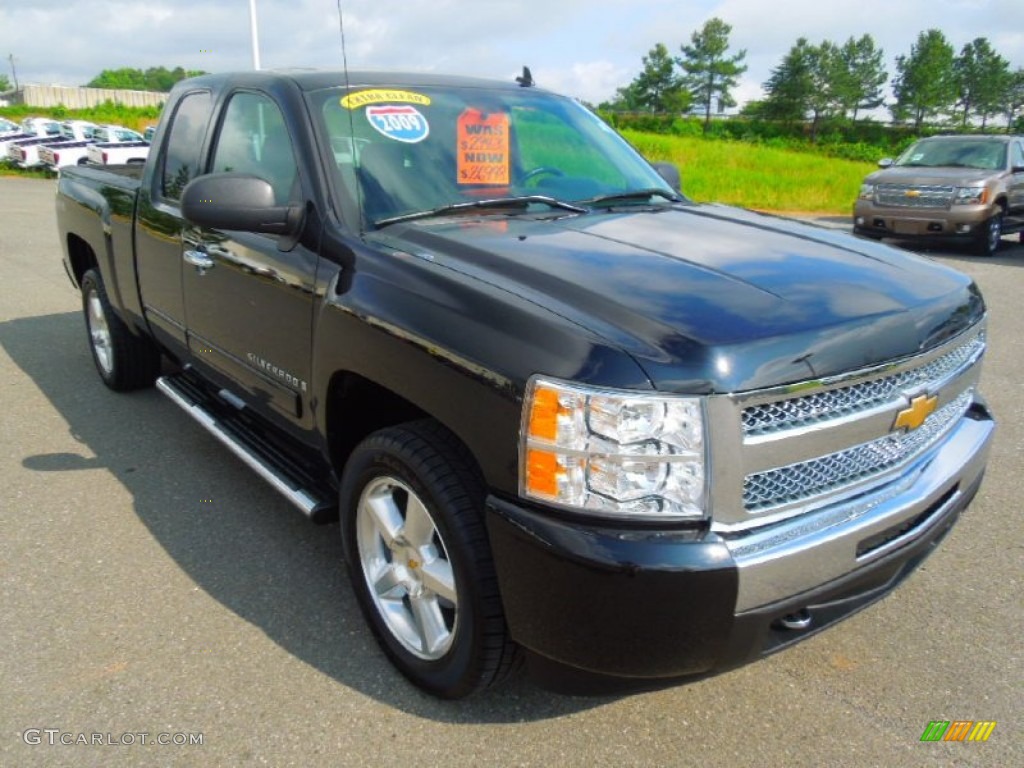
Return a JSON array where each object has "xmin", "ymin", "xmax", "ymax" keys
[{"xmin": 184, "ymin": 249, "xmax": 215, "ymax": 270}]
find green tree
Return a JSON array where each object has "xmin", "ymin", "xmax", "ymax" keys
[
  {"xmin": 955, "ymin": 38, "xmax": 1010, "ymax": 128},
  {"xmin": 1004, "ymin": 67, "xmax": 1024, "ymax": 133},
  {"xmin": 0, "ymin": 74, "xmax": 10, "ymax": 92},
  {"xmin": 626, "ymin": 43, "xmax": 689, "ymax": 113},
  {"xmin": 891, "ymin": 29, "xmax": 956, "ymax": 130},
  {"xmin": 678, "ymin": 17, "xmax": 747, "ymax": 133},
  {"xmin": 762, "ymin": 38, "xmax": 816, "ymax": 123},
  {"xmin": 86, "ymin": 66, "xmax": 206, "ymax": 92},
  {"xmin": 838, "ymin": 35, "xmax": 887, "ymax": 120}
]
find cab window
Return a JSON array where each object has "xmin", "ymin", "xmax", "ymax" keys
[
  {"xmin": 209, "ymin": 92, "xmax": 299, "ymax": 205},
  {"xmin": 160, "ymin": 91, "xmax": 213, "ymax": 202}
]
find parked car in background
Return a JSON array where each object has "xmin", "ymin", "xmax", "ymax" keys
[
  {"xmin": 39, "ymin": 123, "xmax": 141, "ymax": 171},
  {"xmin": 143, "ymin": 125, "xmax": 156, "ymax": 142},
  {"xmin": 8, "ymin": 120, "xmax": 96, "ymax": 168},
  {"xmin": 854, "ymin": 134, "xmax": 1024, "ymax": 256},
  {"xmin": 85, "ymin": 126, "xmax": 149, "ymax": 165},
  {"xmin": 0, "ymin": 117, "xmax": 62, "ymax": 159}
]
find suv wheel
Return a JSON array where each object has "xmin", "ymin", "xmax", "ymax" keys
[{"xmin": 974, "ymin": 210, "xmax": 1003, "ymax": 257}]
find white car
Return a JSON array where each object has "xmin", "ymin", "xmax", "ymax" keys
[
  {"xmin": 8, "ymin": 120, "xmax": 96, "ymax": 168},
  {"xmin": 0, "ymin": 117, "xmax": 62, "ymax": 160},
  {"xmin": 0, "ymin": 117, "xmax": 20, "ymax": 136},
  {"xmin": 39, "ymin": 123, "xmax": 138, "ymax": 171},
  {"xmin": 86, "ymin": 127, "xmax": 149, "ymax": 165}
]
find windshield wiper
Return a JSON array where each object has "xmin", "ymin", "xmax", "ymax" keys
[
  {"xmin": 584, "ymin": 188, "xmax": 682, "ymax": 206},
  {"xmin": 374, "ymin": 195, "xmax": 587, "ymax": 228}
]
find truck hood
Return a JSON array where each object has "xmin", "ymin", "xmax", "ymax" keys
[
  {"xmin": 377, "ymin": 204, "xmax": 983, "ymax": 393},
  {"xmin": 865, "ymin": 165, "xmax": 998, "ymax": 186}
]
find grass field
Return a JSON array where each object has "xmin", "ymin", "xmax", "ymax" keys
[{"xmin": 623, "ymin": 129, "xmax": 874, "ymax": 214}]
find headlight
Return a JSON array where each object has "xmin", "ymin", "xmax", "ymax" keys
[
  {"xmin": 953, "ymin": 186, "xmax": 988, "ymax": 205},
  {"xmin": 858, "ymin": 183, "xmax": 875, "ymax": 200},
  {"xmin": 520, "ymin": 377, "xmax": 707, "ymax": 520}
]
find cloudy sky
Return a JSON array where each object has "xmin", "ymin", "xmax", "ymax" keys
[{"xmin": 1, "ymin": 0, "xmax": 1021, "ymax": 107}]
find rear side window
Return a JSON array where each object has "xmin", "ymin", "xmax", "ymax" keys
[
  {"xmin": 160, "ymin": 91, "xmax": 213, "ymax": 202},
  {"xmin": 1012, "ymin": 142, "xmax": 1024, "ymax": 170}
]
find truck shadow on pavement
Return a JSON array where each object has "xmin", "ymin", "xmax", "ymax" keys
[{"xmin": 1, "ymin": 312, "xmax": 622, "ymax": 723}]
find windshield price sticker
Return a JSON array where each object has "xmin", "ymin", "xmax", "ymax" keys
[
  {"xmin": 457, "ymin": 109, "xmax": 510, "ymax": 185},
  {"xmin": 341, "ymin": 89, "xmax": 431, "ymax": 109},
  {"xmin": 365, "ymin": 105, "xmax": 430, "ymax": 143}
]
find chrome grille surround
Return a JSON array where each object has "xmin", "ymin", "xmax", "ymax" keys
[
  {"xmin": 875, "ymin": 183, "xmax": 954, "ymax": 209},
  {"xmin": 705, "ymin": 321, "xmax": 987, "ymax": 531},
  {"xmin": 742, "ymin": 331, "xmax": 985, "ymax": 437},
  {"xmin": 743, "ymin": 389, "xmax": 972, "ymax": 511}
]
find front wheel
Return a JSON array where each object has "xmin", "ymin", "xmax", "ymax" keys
[
  {"xmin": 339, "ymin": 420, "xmax": 519, "ymax": 698},
  {"xmin": 974, "ymin": 210, "xmax": 1003, "ymax": 256},
  {"xmin": 81, "ymin": 269, "xmax": 161, "ymax": 390}
]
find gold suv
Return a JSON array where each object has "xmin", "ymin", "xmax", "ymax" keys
[{"xmin": 854, "ymin": 135, "xmax": 1024, "ymax": 256}]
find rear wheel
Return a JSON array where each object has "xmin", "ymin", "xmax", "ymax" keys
[
  {"xmin": 81, "ymin": 269, "xmax": 161, "ymax": 390},
  {"xmin": 340, "ymin": 420, "xmax": 519, "ymax": 698},
  {"xmin": 974, "ymin": 209, "xmax": 1003, "ymax": 256}
]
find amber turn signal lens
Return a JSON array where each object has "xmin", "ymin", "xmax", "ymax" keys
[
  {"xmin": 525, "ymin": 448, "xmax": 560, "ymax": 497},
  {"xmin": 528, "ymin": 385, "xmax": 561, "ymax": 441}
]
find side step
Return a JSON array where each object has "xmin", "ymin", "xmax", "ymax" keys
[{"xmin": 156, "ymin": 373, "xmax": 337, "ymax": 523}]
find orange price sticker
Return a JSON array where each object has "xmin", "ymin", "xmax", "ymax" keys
[{"xmin": 457, "ymin": 109, "xmax": 510, "ymax": 185}]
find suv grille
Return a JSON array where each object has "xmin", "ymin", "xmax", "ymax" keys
[{"xmin": 875, "ymin": 184, "xmax": 954, "ymax": 209}]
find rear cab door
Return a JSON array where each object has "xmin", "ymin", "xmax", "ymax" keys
[{"xmin": 134, "ymin": 88, "xmax": 215, "ymax": 357}]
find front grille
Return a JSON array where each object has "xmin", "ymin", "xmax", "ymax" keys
[
  {"xmin": 742, "ymin": 332, "xmax": 985, "ymax": 437},
  {"xmin": 875, "ymin": 184, "xmax": 954, "ymax": 209},
  {"xmin": 743, "ymin": 390, "xmax": 973, "ymax": 511}
]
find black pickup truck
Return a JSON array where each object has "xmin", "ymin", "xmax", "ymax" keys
[{"xmin": 55, "ymin": 70, "xmax": 995, "ymax": 698}]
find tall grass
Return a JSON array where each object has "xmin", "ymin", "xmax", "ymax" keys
[{"xmin": 623, "ymin": 129, "xmax": 874, "ymax": 213}]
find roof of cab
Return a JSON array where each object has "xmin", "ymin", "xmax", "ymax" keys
[{"xmin": 181, "ymin": 69, "xmax": 536, "ymax": 94}]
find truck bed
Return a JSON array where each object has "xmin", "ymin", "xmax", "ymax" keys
[{"xmin": 56, "ymin": 163, "xmax": 146, "ymax": 318}]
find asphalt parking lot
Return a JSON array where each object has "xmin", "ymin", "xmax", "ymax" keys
[{"xmin": 1, "ymin": 176, "xmax": 1021, "ymax": 767}]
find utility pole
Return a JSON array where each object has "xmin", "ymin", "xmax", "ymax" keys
[
  {"xmin": 248, "ymin": 0, "xmax": 261, "ymax": 70},
  {"xmin": 7, "ymin": 54, "xmax": 17, "ymax": 92}
]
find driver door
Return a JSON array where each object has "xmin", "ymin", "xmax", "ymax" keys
[{"xmin": 181, "ymin": 90, "xmax": 319, "ymax": 431}]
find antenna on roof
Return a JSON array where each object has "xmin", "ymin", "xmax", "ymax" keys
[{"xmin": 516, "ymin": 66, "xmax": 534, "ymax": 88}]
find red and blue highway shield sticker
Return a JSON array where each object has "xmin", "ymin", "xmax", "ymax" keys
[{"xmin": 365, "ymin": 105, "xmax": 430, "ymax": 143}]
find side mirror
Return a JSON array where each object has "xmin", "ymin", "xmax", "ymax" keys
[
  {"xmin": 652, "ymin": 161, "xmax": 682, "ymax": 192},
  {"xmin": 878, "ymin": 158, "xmax": 894, "ymax": 169},
  {"xmin": 181, "ymin": 173, "xmax": 302, "ymax": 236}
]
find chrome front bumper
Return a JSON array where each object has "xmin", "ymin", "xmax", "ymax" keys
[{"xmin": 725, "ymin": 400, "xmax": 994, "ymax": 611}]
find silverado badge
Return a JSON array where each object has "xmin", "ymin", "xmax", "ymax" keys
[{"xmin": 894, "ymin": 394, "xmax": 938, "ymax": 432}]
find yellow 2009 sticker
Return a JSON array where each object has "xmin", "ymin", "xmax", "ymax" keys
[{"xmin": 341, "ymin": 89, "xmax": 431, "ymax": 109}]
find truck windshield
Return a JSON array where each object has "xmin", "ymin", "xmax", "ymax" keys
[
  {"xmin": 315, "ymin": 84, "xmax": 675, "ymax": 227},
  {"xmin": 895, "ymin": 139, "xmax": 1007, "ymax": 171}
]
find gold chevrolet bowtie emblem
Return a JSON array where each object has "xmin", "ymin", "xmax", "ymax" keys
[
  {"xmin": 894, "ymin": 394, "xmax": 938, "ymax": 432},
  {"xmin": 905, "ymin": 190, "xmax": 921, "ymax": 197}
]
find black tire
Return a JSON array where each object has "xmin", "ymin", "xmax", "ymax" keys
[
  {"xmin": 81, "ymin": 268, "xmax": 161, "ymax": 391},
  {"xmin": 974, "ymin": 209, "xmax": 1004, "ymax": 256},
  {"xmin": 339, "ymin": 420, "xmax": 520, "ymax": 698}
]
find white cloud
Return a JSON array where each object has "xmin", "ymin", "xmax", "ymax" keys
[{"xmin": 1, "ymin": 0, "xmax": 1021, "ymax": 106}]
